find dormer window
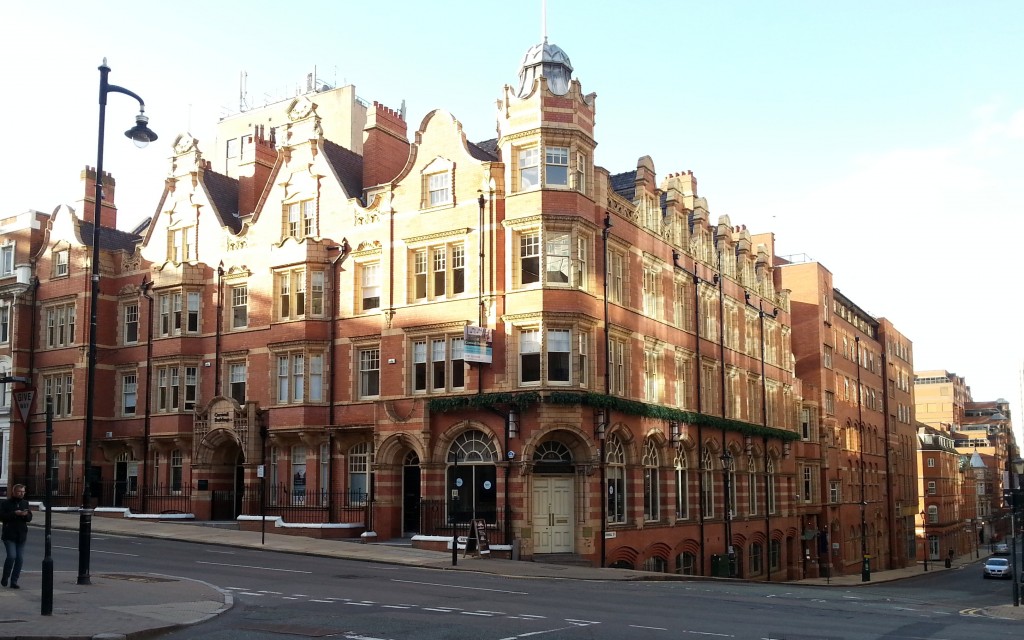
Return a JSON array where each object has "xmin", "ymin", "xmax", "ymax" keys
[
  {"xmin": 420, "ymin": 157, "xmax": 455, "ymax": 209},
  {"xmin": 283, "ymin": 199, "xmax": 315, "ymax": 240},
  {"xmin": 53, "ymin": 249, "xmax": 69, "ymax": 277},
  {"xmin": 428, "ymin": 173, "xmax": 451, "ymax": 207}
]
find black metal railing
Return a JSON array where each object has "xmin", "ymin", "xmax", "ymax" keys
[
  {"xmin": 240, "ymin": 483, "xmax": 368, "ymax": 524},
  {"xmin": 19, "ymin": 477, "xmax": 191, "ymax": 514},
  {"xmin": 417, "ymin": 499, "xmax": 508, "ymax": 546}
]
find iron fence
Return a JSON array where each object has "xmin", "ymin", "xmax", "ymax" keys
[
  {"xmin": 418, "ymin": 499, "xmax": 508, "ymax": 546},
  {"xmin": 19, "ymin": 477, "xmax": 191, "ymax": 514},
  {"xmin": 240, "ymin": 483, "xmax": 369, "ymax": 524}
]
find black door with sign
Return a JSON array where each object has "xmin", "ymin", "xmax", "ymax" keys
[{"xmin": 448, "ymin": 464, "xmax": 496, "ymax": 524}]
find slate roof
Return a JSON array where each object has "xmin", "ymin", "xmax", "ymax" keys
[
  {"xmin": 202, "ymin": 169, "xmax": 242, "ymax": 232},
  {"xmin": 322, "ymin": 139, "xmax": 364, "ymax": 201},
  {"xmin": 609, "ymin": 171, "xmax": 637, "ymax": 201},
  {"xmin": 469, "ymin": 139, "xmax": 499, "ymax": 161},
  {"xmin": 80, "ymin": 221, "xmax": 141, "ymax": 252}
]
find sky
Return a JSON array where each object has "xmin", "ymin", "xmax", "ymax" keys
[{"xmin": 4, "ymin": 1, "xmax": 1022, "ymax": 431}]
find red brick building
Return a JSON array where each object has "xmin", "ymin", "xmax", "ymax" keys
[{"xmin": 1, "ymin": 40, "xmax": 812, "ymax": 577}]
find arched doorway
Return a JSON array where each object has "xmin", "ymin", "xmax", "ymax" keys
[
  {"xmin": 208, "ymin": 437, "xmax": 243, "ymax": 520},
  {"xmin": 447, "ymin": 430, "xmax": 497, "ymax": 524},
  {"xmin": 402, "ymin": 451, "xmax": 421, "ymax": 535},
  {"xmin": 532, "ymin": 440, "xmax": 575, "ymax": 554}
]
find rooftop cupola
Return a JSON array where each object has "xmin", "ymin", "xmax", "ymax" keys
[{"xmin": 516, "ymin": 39, "xmax": 574, "ymax": 97}]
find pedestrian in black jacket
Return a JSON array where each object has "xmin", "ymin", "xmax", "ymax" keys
[{"xmin": 1, "ymin": 484, "xmax": 32, "ymax": 588}]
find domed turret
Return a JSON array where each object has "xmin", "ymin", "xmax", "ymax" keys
[{"xmin": 516, "ymin": 40, "xmax": 574, "ymax": 97}]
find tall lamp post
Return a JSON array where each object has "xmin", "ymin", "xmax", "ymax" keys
[
  {"xmin": 80, "ymin": 59, "xmax": 157, "ymax": 586},
  {"xmin": 721, "ymin": 450, "xmax": 735, "ymax": 577}
]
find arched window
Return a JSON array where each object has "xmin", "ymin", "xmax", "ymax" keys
[
  {"xmin": 606, "ymin": 436, "xmax": 626, "ymax": 523},
  {"xmin": 348, "ymin": 442, "xmax": 370, "ymax": 505},
  {"xmin": 674, "ymin": 447, "xmax": 689, "ymax": 520},
  {"xmin": 448, "ymin": 430, "xmax": 498, "ymax": 523},
  {"xmin": 747, "ymin": 456, "xmax": 758, "ymax": 516},
  {"xmin": 533, "ymin": 440, "xmax": 574, "ymax": 473},
  {"xmin": 642, "ymin": 556, "xmax": 667, "ymax": 573},
  {"xmin": 769, "ymin": 539, "xmax": 781, "ymax": 570},
  {"xmin": 749, "ymin": 542, "xmax": 764, "ymax": 575},
  {"xmin": 766, "ymin": 456, "xmax": 776, "ymax": 515},
  {"xmin": 676, "ymin": 551, "xmax": 697, "ymax": 575},
  {"xmin": 701, "ymin": 448, "xmax": 714, "ymax": 518},
  {"xmin": 643, "ymin": 439, "xmax": 660, "ymax": 521}
]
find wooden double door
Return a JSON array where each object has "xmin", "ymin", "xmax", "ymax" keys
[{"xmin": 532, "ymin": 476, "xmax": 573, "ymax": 554}]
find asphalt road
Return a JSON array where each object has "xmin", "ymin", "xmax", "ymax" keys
[{"xmin": 25, "ymin": 528, "xmax": 1024, "ymax": 639}]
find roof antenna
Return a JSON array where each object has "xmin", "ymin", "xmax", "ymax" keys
[{"xmin": 542, "ymin": 0, "xmax": 547, "ymax": 43}]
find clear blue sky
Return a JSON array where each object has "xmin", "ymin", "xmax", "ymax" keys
[{"xmin": 5, "ymin": 1, "xmax": 1022, "ymax": 428}]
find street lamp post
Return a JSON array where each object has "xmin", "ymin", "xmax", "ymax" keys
[
  {"xmin": 721, "ymin": 450, "xmax": 735, "ymax": 577},
  {"xmin": 80, "ymin": 59, "xmax": 157, "ymax": 586},
  {"xmin": 920, "ymin": 511, "xmax": 928, "ymax": 571}
]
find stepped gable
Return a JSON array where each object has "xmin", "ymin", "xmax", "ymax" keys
[
  {"xmin": 609, "ymin": 170, "xmax": 637, "ymax": 200},
  {"xmin": 469, "ymin": 138, "xmax": 499, "ymax": 161},
  {"xmin": 322, "ymin": 139, "xmax": 365, "ymax": 201},
  {"xmin": 201, "ymin": 169, "xmax": 242, "ymax": 232}
]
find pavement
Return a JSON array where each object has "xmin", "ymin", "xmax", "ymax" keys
[{"xmin": 1, "ymin": 511, "xmax": 1022, "ymax": 639}]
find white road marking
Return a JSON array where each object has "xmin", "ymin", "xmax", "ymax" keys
[
  {"xmin": 345, "ymin": 602, "xmax": 373, "ymax": 607},
  {"xmin": 477, "ymin": 610, "xmax": 507, "ymax": 615},
  {"xmin": 310, "ymin": 599, "xmax": 333, "ymax": 603},
  {"xmin": 517, "ymin": 614, "xmax": 546, "ymax": 619},
  {"xmin": 382, "ymin": 605, "xmax": 412, "ymax": 609},
  {"xmin": 238, "ymin": 592, "xmax": 264, "ymax": 596},
  {"xmin": 196, "ymin": 561, "xmax": 312, "ymax": 573},
  {"xmin": 631, "ymin": 625, "xmax": 668, "ymax": 630},
  {"xmin": 391, "ymin": 578, "xmax": 527, "ymax": 594},
  {"xmin": 565, "ymin": 619, "xmax": 599, "ymax": 625},
  {"xmin": 423, "ymin": 607, "xmax": 455, "ymax": 612},
  {"xmin": 462, "ymin": 611, "xmax": 494, "ymax": 616},
  {"xmin": 257, "ymin": 590, "xmax": 282, "ymax": 594},
  {"xmin": 680, "ymin": 631, "xmax": 733, "ymax": 637}
]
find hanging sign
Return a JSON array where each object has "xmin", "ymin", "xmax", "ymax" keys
[{"xmin": 464, "ymin": 326, "xmax": 493, "ymax": 364}]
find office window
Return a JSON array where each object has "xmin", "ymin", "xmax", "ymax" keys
[
  {"xmin": 700, "ymin": 448, "xmax": 714, "ymax": 518},
  {"xmin": 927, "ymin": 505, "xmax": 938, "ymax": 524},
  {"xmin": 45, "ymin": 303, "xmax": 76, "ymax": 348},
  {"xmin": 43, "ymin": 372, "xmax": 74, "ymax": 417},
  {"xmin": 766, "ymin": 457, "xmax": 776, "ymax": 515},
  {"xmin": 578, "ymin": 332, "xmax": 589, "ymax": 388},
  {"xmin": 361, "ymin": 262, "xmax": 381, "ymax": 311},
  {"xmin": 155, "ymin": 364, "xmax": 196, "ymax": 412},
  {"xmin": 122, "ymin": 373, "xmax": 137, "ymax": 416},
  {"xmin": 156, "ymin": 291, "xmax": 199, "ymax": 336},
  {"xmin": 927, "ymin": 481, "xmax": 936, "ymax": 495},
  {"xmin": 292, "ymin": 445, "xmax": 308, "ymax": 505},
  {"xmin": 520, "ymin": 232, "xmax": 540, "ymax": 285},
  {"xmin": 427, "ymin": 172, "xmax": 451, "ymax": 207},
  {"xmin": 675, "ymin": 448, "xmax": 689, "ymax": 520},
  {"xmin": 545, "ymin": 146, "xmax": 569, "ymax": 186},
  {"xmin": 123, "ymin": 303, "xmax": 139, "ymax": 344},
  {"xmin": 748, "ymin": 459, "xmax": 759, "ymax": 516},
  {"xmin": 409, "ymin": 244, "xmax": 464, "ymax": 302},
  {"xmin": 167, "ymin": 226, "xmax": 194, "ymax": 262},
  {"xmin": 310, "ymin": 354, "xmax": 324, "ymax": 402},
  {"xmin": 927, "ymin": 457, "xmax": 935, "ymax": 468},
  {"xmin": 231, "ymin": 286, "xmax": 248, "ymax": 329},
  {"xmin": 606, "ymin": 436, "xmax": 626, "ymax": 523},
  {"xmin": 676, "ymin": 356, "xmax": 693, "ymax": 410},
  {"xmin": 642, "ymin": 265, "xmax": 660, "ymax": 318},
  {"xmin": 518, "ymin": 147, "xmax": 539, "ymax": 190},
  {"xmin": 824, "ymin": 391, "xmax": 836, "ymax": 415},
  {"xmin": 803, "ymin": 466, "xmax": 813, "ymax": 502},
  {"xmin": 283, "ymin": 199, "xmax": 315, "ymax": 240},
  {"xmin": 607, "ymin": 249, "xmax": 624, "ymax": 304},
  {"xmin": 348, "ymin": 442, "xmax": 370, "ymax": 504},
  {"xmin": 830, "ymin": 480, "xmax": 841, "ymax": 503},
  {"xmin": 574, "ymin": 151, "xmax": 587, "ymax": 191},
  {"xmin": 643, "ymin": 439, "xmax": 660, "ymax": 521},
  {"xmin": 358, "ymin": 348, "xmax": 380, "ymax": 398},
  {"xmin": 184, "ymin": 366, "xmax": 197, "ymax": 411},
  {"xmin": 0, "ymin": 304, "xmax": 9, "ymax": 344},
  {"xmin": 277, "ymin": 269, "xmax": 306, "ymax": 319},
  {"xmin": 749, "ymin": 543, "xmax": 764, "ymax": 576},
  {"xmin": 0, "ymin": 245, "xmax": 13, "ymax": 276},
  {"xmin": 519, "ymin": 329, "xmax": 541, "ymax": 384},
  {"xmin": 801, "ymin": 408, "xmax": 812, "ymax": 440},
  {"xmin": 311, "ymin": 271, "xmax": 325, "ymax": 316},
  {"xmin": 609, "ymin": 338, "xmax": 626, "ymax": 396},
  {"xmin": 228, "ymin": 362, "xmax": 246, "ymax": 404},
  {"xmin": 0, "ymin": 363, "xmax": 10, "ymax": 409},
  {"xmin": 644, "ymin": 348, "xmax": 660, "ymax": 403},
  {"xmin": 53, "ymin": 249, "xmax": 69, "ymax": 277},
  {"xmin": 277, "ymin": 353, "xmax": 306, "ymax": 404},
  {"xmin": 412, "ymin": 337, "xmax": 465, "ymax": 394},
  {"xmin": 823, "ymin": 345, "xmax": 833, "ymax": 369}
]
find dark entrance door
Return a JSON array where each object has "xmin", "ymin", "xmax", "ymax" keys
[{"xmin": 403, "ymin": 463, "xmax": 421, "ymax": 535}]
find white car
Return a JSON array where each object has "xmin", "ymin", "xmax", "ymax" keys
[
  {"xmin": 993, "ymin": 543, "xmax": 1011, "ymax": 556},
  {"xmin": 983, "ymin": 557, "xmax": 1012, "ymax": 579}
]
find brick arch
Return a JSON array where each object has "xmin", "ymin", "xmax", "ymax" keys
[
  {"xmin": 607, "ymin": 545, "xmax": 639, "ymax": 569},
  {"xmin": 431, "ymin": 420, "xmax": 500, "ymax": 464},
  {"xmin": 640, "ymin": 541, "xmax": 673, "ymax": 568},
  {"xmin": 194, "ymin": 426, "xmax": 244, "ymax": 467},
  {"xmin": 376, "ymin": 431, "xmax": 425, "ymax": 467},
  {"xmin": 521, "ymin": 422, "xmax": 597, "ymax": 465}
]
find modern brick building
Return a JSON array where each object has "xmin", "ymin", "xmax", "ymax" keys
[{"xmin": 1, "ymin": 39, "xmax": 839, "ymax": 579}]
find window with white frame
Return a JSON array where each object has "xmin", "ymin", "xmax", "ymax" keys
[
  {"xmin": 228, "ymin": 362, "xmax": 246, "ymax": 404},
  {"xmin": 277, "ymin": 269, "xmax": 306, "ymax": 320},
  {"xmin": 43, "ymin": 372, "xmax": 73, "ymax": 417},
  {"xmin": 607, "ymin": 248, "xmax": 625, "ymax": 304},
  {"xmin": 53, "ymin": 249, "xmax": 69, "ymax": 277},
  {"xmin": 358, "ymin": 347, "xmax": 380, "ymax": 398},
  {"xmin": 518, "ymin": 147, "xmax": 540, "ymax": 190},
  {"xmin": 802, "ymin": 465, "xmax": 814, "ymax": 502},
  {"xmin": 643, "ymin": 439, "xmax": 660, "ymax": 521},
  {"xmin": 927, "ymin": 480, "xmax": 936, "ymax": 495},
  {"xmin": 45, "ymin": 303, "xmax": 76, "ymax": 348},
  {"xmin": 518, "ymin": 327, "xmax": 573, "ymax": 386},
  {"xmin": 276, "ymin": 352, "xmax": 304, "ymax": 404},
  {"xmin": 231, "ymin": 285, "xmax": 248, "ymax": 329},
  {"xmin": 830, "ymin": 480, "xmax": 841, "ymax": 503},
  {"xmin": 517, "ymin": 228, "xmax": 590, "ymax": 290},
  {"xmin": 360, "ymin": 262, "xmax": 381, "ymax": 311},
  {"xmin": 411, "ymin": 335, "xmax": 465, "ymax": 393},
  {"xmin": 0, "ymin": 244, "xmax": 13, "ymax": 276},
  {"xmin": 169, "ymin": 449, "xmax": 183, "ymax": 492},
  {"xmin": 747, "ymin": 376, "xmax": 761, "ymax": 423},
  {"xmin": 642, "ymin": 263, "xmax": 660, "ymax": 318},
  {"xmin": 0, "ymin": 360, "xmax": 11, "ymax": 409},
  {"xmin": 167, "ymin": 226, "xmax": 194, "ymax": 262},
  {"xmin": 410, "ymin": 243, "xmax": 465, "ymax": 301},
  {"xmin": 643, "ymin": 347, "xmax": 661, "ymax": 403},
  {"xmin": 675, "ymin": 448, "xmax": 689, "ymax": 520},
  {"xmin": 122, "ymin": 373, "xmax": 137, "ymax": 416},
  {"xmin": 675, "ymin": 355, "xmax": 692, "ymax": 409},
  {"xmin": 123, "ymin": 302, "xmax": 139, "ymax": 344},
  {"xmin": 311, "ymin": 270, "xmax": 325, "ymax": 316},
  {"xmin": 427, "ymin": 172, "xmax": 451, "ymax": 207},
  {"xmin": 578, "ymin": 332, "xmax": 589, "ymax": 388},
  {"xmin": 283, "ymin": 199, "xmax": 315, "ymax": 240},
  {"xmin": 545, "ymin": 146, "xmax": 569, "ymax": 186},
  {"xmin": 155, "ymin": 363, "xmax": 199, "ymax": 412},
  {"xmin": 573, "ymin": 151, "xmax": 587, "ymax": 192},
  {"xmin": 156, "ymin": 290, "xmax": 199, "ymax": 336},
  {"xmin": 927, "ymin": 505, "xmax": 938, "ymax": 524},
  {"xmin": 291, "ymin": 445, "xmax": 308, "ymax": 505},
  {"xmin": 606, "ymin": 435, "xmax": 626, "ymax": 523},
  {"xmin": 520, "ymin": 231, "xmax": 540, "ymax": 285},
  {"xmin": 609, "ymin": 337, "xmax": 627, "ymax": 396},
  {"xmin": 348, "ymin": 442, "xmax": 370, "ymax": 504}
]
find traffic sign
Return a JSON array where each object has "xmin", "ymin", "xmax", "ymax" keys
[{"xmin": 13, "ymin": 389, "xmax": 34, "ymax": 422}]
